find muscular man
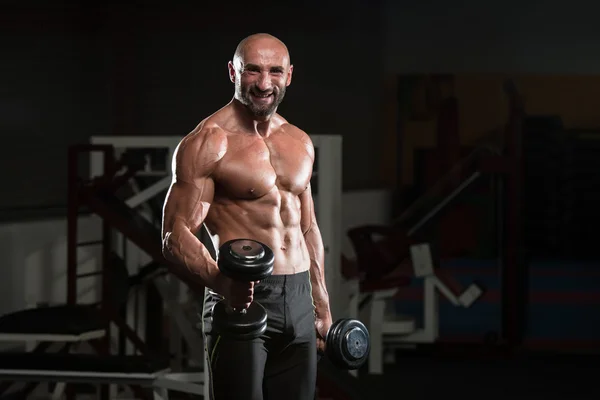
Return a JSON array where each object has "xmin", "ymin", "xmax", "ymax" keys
[{"xmin": 161, "ymin": 33, "xmax": 332, "ymax": 400}]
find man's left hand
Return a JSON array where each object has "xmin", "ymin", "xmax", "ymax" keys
[{"xmin": 315, "ymin": 314, "xmax": 333, "ymax": 355}]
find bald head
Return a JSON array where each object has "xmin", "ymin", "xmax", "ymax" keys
[
  {"xmin": 228, "ymin": 33, "xmax": 294, "ymax": 118},
  {"xmin": 232, "ymin": 33, "xmax": 291, "ymax": 70}
]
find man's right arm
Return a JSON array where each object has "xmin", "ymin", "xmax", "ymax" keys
[{"xmin": 161, "ymin": 128, "xmax": 227, "ymax": 291}]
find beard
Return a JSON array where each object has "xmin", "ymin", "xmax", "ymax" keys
[{"xmin": 236, "ymin": 84, "xmax": 286, "ymax": 117}]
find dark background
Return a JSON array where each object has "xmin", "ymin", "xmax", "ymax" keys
[
  {"xmin": 5, "ymin": 0, "xmax": 599, "ymax": 219},
  {"xmin": 2, "ymin": 1, "xmax": 600, "ymax": 398},
  {"xmin": 1, "ymin": 0, "xmax": 386, "ymax": 217}
]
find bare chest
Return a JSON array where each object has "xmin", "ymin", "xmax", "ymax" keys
[{"xmin": 213, "ymin": 134, "xmax": 313, "ymax": 199}]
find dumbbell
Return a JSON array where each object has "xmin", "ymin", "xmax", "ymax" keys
[
  {"xmin": 211, "ymin": 239, "xmax": 274, "ymax": 340},
  {"xmin": 325, "ymin": 318, "xmax": 370, "ymax": 370}
]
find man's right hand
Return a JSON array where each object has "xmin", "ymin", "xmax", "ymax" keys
[{"xmin": 213, "ymin": 273, "xmax": 258, "ymax": 309}]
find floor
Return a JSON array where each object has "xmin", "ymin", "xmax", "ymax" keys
[{"xmin": 352, "ymin": 350, "xmax": 600, "ymax": 400}]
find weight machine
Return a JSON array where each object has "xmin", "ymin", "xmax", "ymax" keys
[
  {"xmin": 0, "ymin": 135, "xmax": 353, "ymax": 399},
  {"xmin": 345, "ymin": 80, "xmax": 525, "ymax": 373},
  {"xmin": 354, "ymin": 242, "xmax": 484, "ymax": 374}
]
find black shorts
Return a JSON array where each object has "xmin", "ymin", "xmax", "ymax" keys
[{"xmin": 201, "ymin": 271, "xmax": 317, "ymax": 400}]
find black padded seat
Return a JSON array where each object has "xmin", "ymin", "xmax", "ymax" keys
[
  {"xmin": 0, "ymin": 353, "xmax": 169, "ymax": 374},
  {"xmin": 0, "ymin": 305, "xmax": 104, "ymax": 336},
  {"xmin": 0, "ymin": 251, "xmax": 132, "ymax": 339}
]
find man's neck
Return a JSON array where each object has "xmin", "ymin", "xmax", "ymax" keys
[{"xmin": 231, "ymin": 98, "xmax": 275, "ymax": 137}]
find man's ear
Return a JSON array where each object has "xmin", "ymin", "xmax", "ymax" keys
[
  {"xmin": 286, "ymin": 65, "xmax": 294, "ymax": 87},
  {"xmin": 228, "ymin": 61, "xmax": 236, "ymax": 83}
]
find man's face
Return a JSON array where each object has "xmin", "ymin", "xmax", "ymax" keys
[{"xmin": 229, "ymin": 39, "xmax": 293, "ymax": 117}]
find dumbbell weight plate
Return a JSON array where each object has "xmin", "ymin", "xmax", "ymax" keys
[
  {"xmin": 218, "ymin": 239, "xmax": 275, "ymax": 282},
  {"xmin": 212, "ymin": 301, "xmax": 268, "ymax": 340},
  {"xmin": 326, "ymin": 318, "xmax": 370, "ymax": 370}
]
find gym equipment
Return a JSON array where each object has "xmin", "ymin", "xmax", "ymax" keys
[
  {"xmin": 0, "ymin": 135, "xmax": 351, "ymax": 400},
  {"xmin": 218, "ymin": 239, "xmax": 275, "ymax": 281},
  {"xmin": 0, "ymin": 352, "xmax": 203, "ymax": 399},
  {"xmin": 325, "ymin": 318, "xmax": 370, "ymax": 370},
  {"xmin": 83, "ymin": 136, "xmax": 348, "ymax": 398},
  {"xmin": 0, "ymin": 246, "xmax": 192, "ymax": 399},
  {"xmin": 347, "ymin": 79, "xmax": 524, "ymax": 370},
  {"xmin": 355, "ymin": 242, "xmax": 483, "ymax": 374},
  {"xmin": 348, "ymin": 146, "xmax": 498, "ymax": 283},
  {"xmin": 211, "ymin": 239, "xmax": 274, "ymax": 340},
  {"xmin": 351, "ymin": 242, "xmax": 484, "ymax": 374}
]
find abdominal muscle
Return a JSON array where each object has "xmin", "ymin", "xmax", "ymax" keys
[{"xmin": 205, "ymin": 189, "xmax": 311, "ymax": 276}]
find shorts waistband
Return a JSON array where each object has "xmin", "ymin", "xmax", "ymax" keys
[{"xmin": 259, "ymin": 270, "xmax": 310, "ymax": 286}]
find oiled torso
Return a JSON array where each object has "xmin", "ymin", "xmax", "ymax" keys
[{"xmin": 205, "ymin": 125, "xmax": 314, "ymax": 275}]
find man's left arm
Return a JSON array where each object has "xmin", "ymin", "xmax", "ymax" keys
[{"xmin": 300, "ymin": 183, "xmax": 333, "ymax": 353}]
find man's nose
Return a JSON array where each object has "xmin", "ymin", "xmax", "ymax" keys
[{"xmin": 256, "ymin": 73, "xmax": 272, "ymax": 91}]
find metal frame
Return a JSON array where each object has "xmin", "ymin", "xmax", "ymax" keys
[
  {"xmin": 393, "ymin": 79, "xmax": 525, "ymax": 350},
  {"xmin": 0, "ymin": 138, "xmax": 341, "ymax": 398},
  {"xmin": 0, "ymin": 331, "xmax": 105, "ymax": 343},
  {"xmin": 361, "ymin": 243, "xmax": 483, "ymax": 374},
  {"xmin": 310, "ymin": 135, "xmax": 345, "ymax": 319},
  {"xmin": 0, "ymin": 368, "xmax": 204, "ymax": 400}
]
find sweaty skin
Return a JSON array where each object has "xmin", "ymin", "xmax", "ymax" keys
[{"xmin": 161, "ymin": 33, "xmax": 332, "ymax": 353}]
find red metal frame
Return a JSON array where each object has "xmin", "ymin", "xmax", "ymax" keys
[
  {"xmin": 67, "ymin": 145, "xmax": 156, "ymax": 352},
  {"xmin": 66, "ymin": 144, "xmax": 115, "ymax": 400},
  {"xmin": 67, "ymin": 144, "xmax": 152, "ymax": 399},
  {"xmin": 66, "ymin": 144, "xmax": 115, "ymax": 305}
]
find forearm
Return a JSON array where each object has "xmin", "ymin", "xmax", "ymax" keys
[
  {"xmin": 305, "ymin": 225, "xmax": 331, "ymax": 320},
  {"xmin": 162, "ymin": 224, "xmax": 220, "ymax": 291}
]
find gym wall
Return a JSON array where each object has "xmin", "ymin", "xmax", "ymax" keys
[
  {"xmin": 383, "ymin": 0, "xmax": 600, "ymax": 75},
  {"xmin": 380, "ymin": 0, "xmax": 600, "ymax": 186},
  {"xmin": 0, "ymin": 0, "xmax": 386, "ymax": 219}
]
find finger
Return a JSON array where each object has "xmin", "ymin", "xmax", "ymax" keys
[
  {"xmin": 229, "ymin": 300, "xmax": 244, "ymax": 310},
  {"xmin": 234, "ymin": 298, "xmax": 250, "ymax": 309}
]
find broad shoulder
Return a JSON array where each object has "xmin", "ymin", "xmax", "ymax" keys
[
  {"xmin": 185, "ymin": 120, "xmax": 228, "ymax": 153},
  {"xmin": 276, "ymin": 119, "xmax": 315, "ymax": 160},
  {"xmin": 173, "ymin": 121, "xmax": 228, "ymax": 176}
]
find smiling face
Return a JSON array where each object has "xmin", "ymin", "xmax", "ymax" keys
[{"xmin": 228, "ymin": 34, "xmax": 294, "ymax": 118}]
